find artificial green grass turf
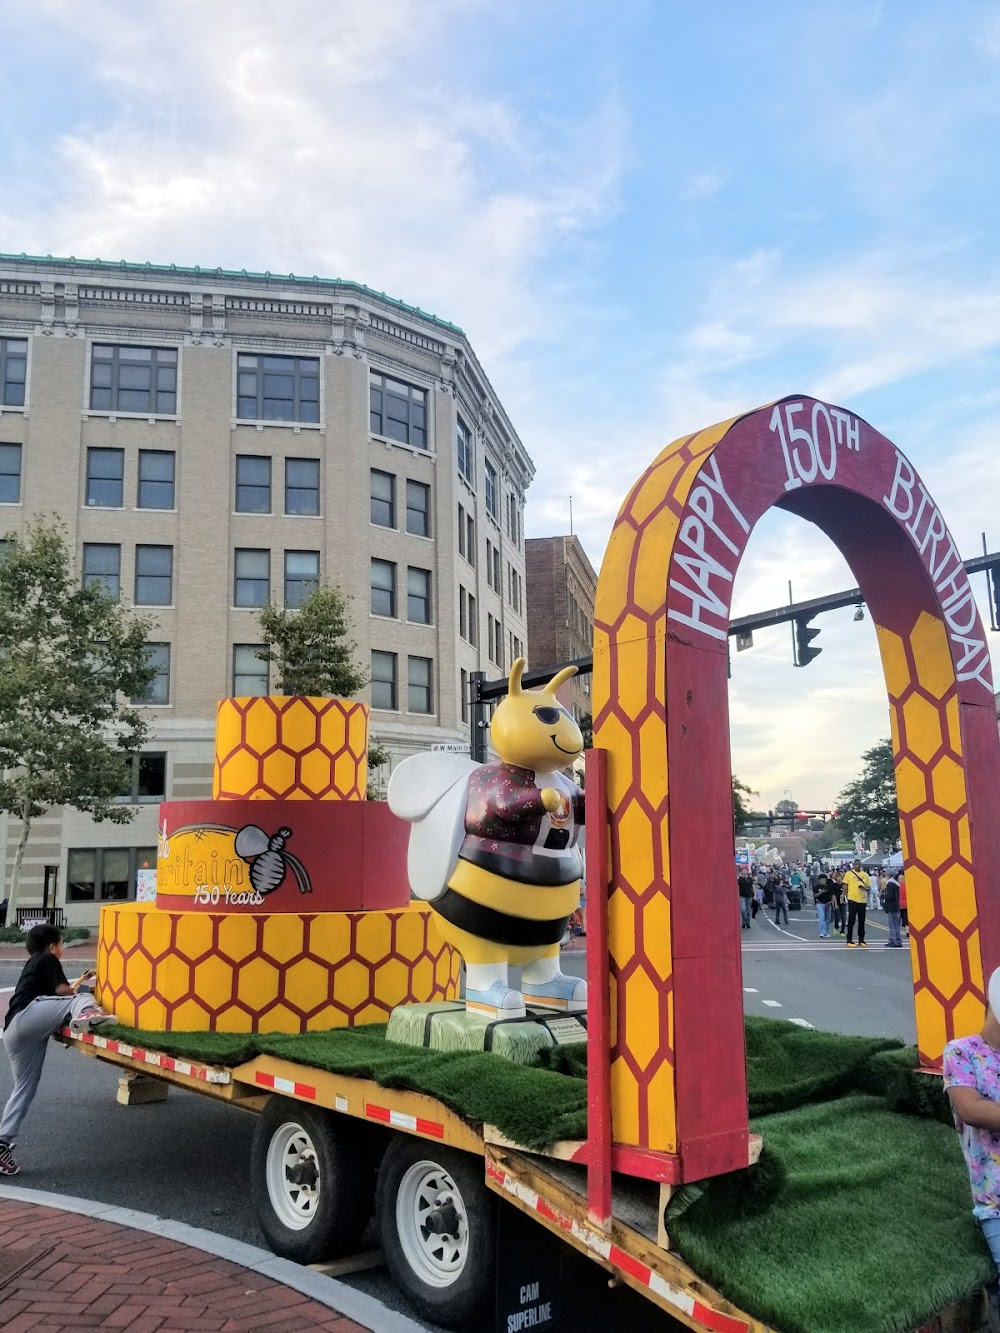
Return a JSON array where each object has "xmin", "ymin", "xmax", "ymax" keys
[
  {"xmin": 94, "ymin": 1017, "xmax": 929, "ymax": 1149},
  {"xmin": 100, "ymin": 1021, "xmax": 587, "ymax": 1151},
  {"xmin": 743, "ymin": 1015, "xmax": 902, "ymax": 1115},
  {"xmin": 668, "ymin": 1095, "xmax": 993, "ymax": 1333}
]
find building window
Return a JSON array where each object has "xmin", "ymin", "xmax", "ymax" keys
[
  {"xmin": 285, "ymin": 550, "xmax": 319, "ymax": 608},
  {"xmin": 408, "ymin": 656, "xmax": 432, "ymax": 714},
  {"xmin": 82, "ymin": 543, "xmax": 120, "ymax": 596},
  {"xmin": 137, "ymin": 450, "xmax": 175, "ymax": 509},
  {"xmin": 235, "ymin": 455, "xmax": 271, "ymax": 513},
  {"xmin": 459, "ymin": 587, "xmax": 467, "ymax": 640},
  {"xmin": 458, "ymin": 504, "xmax": 466, "ymax": 559},
  {"xmin": 237, "ymin": 353, "xmax": 320, "ymax": 423},
  {"xmin": 457, "ymin": 417, "xmax": 473, "ymax": 485},
  {"xmin": 234, "ymin": 549, "xmax": 270, "ymax": 608},
  {"xmin": 90, "ymin": 344, "xmax": 177, "ymax": 415},
  {"xmin": 508, "ymin": 564, "xmax": 522, "ymax": 614},
  {"xmin": 233, "ymin": 644, "xmax": 268, "ymax": 696},
  {"xmin": 134, "ymin": 545, "xmax": 173, "ymax": 606},
  {"xmin": 86, "ymin": 448, "xmax": 124, "ymax": 508},
  {"xmin": 371, "ymin": 559, "xmax": 396, "ymax": 617},
  {"xmin": 485, "ymin": 461, "xmax": 498, "ymax": 519},
  {"xmin": 467, "ymin": 592, "xmax": 477, "ymax": 646},
  {"xmin": 486, "ymin": 540, "xmax": 501, "ymax": 593},
  {"xmin": 133, "ymin": 643, "xmax": 170, "ymax": 705},
  {"xmin": 67, "ymin": 846, "xmax": 158, "ymax": 903},
  {"xmin": 507, "ymin": 493, "xmax": 521, "ymax": 549},
  {"xmin": 371, "ymin": 470, "xmax": 396, "ymax": 528},
  {"xmin": 0, "ymin": 444, "xmax": 21, "ymax": 503},
  {"xmin": 406, "ymin": 480, "xmax": 430, "ymax": 537},
  {"xmin": 466, "ymin": 513, "xmax": 475, "ymax": 568},
  {"xmin": 114, "ymin": 752, "xmax": 167, "ymax": 805},
  {"xmin": 488, "ymin": 614, "xmax": 504, "ymax": 668},
  {"xmin": 488, "ymin": 614, "xmax": 494, "ymax": 665},
  {"xmin": 460, "ymin": 668, "xmax": 468, "ymax": 723},
  {"xmin": 285, "ymin": 458, "xmax": 320, "ymax": 515},
  {"xmin": 371, "ymin": 651, "xmax": 397, "ymax": 710},
  {"xmin": 407, "ymin": 567, "xmax": 431, "ymax": 624},
  {"xmin": 370, "ymin": 373, "xmax": 427, "ymax": 449},
  {"xmin": 0, "ymin": 338, "xmax": 27, "ymax": 407}
]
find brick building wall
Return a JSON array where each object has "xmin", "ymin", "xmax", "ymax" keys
[{"xmin": 524, "ymin": 534, "xmax": 596, "ymax": 721}]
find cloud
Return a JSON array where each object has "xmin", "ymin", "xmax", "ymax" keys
[
  {"xmin": 679, "ymin": 171, "xmax": 725, "ymax": 202},
  {"xmin": 0, "ymin": 0, "xmax": 626, "ymax": 366}
]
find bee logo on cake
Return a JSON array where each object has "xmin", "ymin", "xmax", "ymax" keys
[
  {"xmin": 234, "ymin": 825, "xmax": 311, "ymax": 896},
  {"xmin": 156, "ymin": 820, "xmax": 312, "ymax": 908},
  {"xmin": 388, "ymin": 659, "xmax": 586, "ymax": 1019}
]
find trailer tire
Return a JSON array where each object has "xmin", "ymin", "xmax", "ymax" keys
[
  {"xmin": 251, "ymin": 1097, "xmax": 375, "ymax": 1264},
  {"xmin": 377, "ymin": 1136, "xmax": 496, "ymax": 1328}
]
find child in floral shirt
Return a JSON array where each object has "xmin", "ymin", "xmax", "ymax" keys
[{"xmin": 943, "ymin": 967, "xmax": 1000, "ymax": 1309}]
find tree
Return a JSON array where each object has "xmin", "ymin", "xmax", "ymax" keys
[
  {"xmin": 732, "ymin": 776, "xmax": 758, "ymax": 834},
  {"xmin": 835, "ymin": 739, "xmax": 900, "ymax": 847},
  {"xmin": 578, "ymin": 712, "xmax": 593, "ymax": 749},
  {"xmin": 256, "ymin": 584, "xmax": 368, "ymax": 698},
  {"xmin": 774, "ymin": 797, "xmax": 799, "ymax": 816},
  {"xmin": 255, "ymin": 583, "xmax": 386, "ymax": 785},
  {"xmin": 0, "ymin": 520, "xmax": 156, "ymax": 918}
]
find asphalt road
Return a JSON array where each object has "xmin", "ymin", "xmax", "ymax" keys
[{"xmin": 0, "ymin": 917, "xmax": 917, "ymax": 1329}]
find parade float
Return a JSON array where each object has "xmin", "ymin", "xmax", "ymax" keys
[{"xmin": 64, "ymin": 396, "xmax": 1000, "ymax": 1333}]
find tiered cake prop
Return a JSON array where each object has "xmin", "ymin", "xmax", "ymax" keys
[
  {"xmin": 386, "ymin": 660, "xmax": 588, "ymax": 1063},
  {"xmin": 97, "ymin": 696, "xmax": 460, "ymax": 1032}
]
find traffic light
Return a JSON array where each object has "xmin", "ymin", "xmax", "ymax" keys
[{"xmin": 793, "ymin": 615, "xmax": 822, "ymax": 667}]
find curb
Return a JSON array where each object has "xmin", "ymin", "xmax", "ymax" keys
[{"xmin": 0, "ymin": 1182, "xmax": 430, "ymax": 1333}]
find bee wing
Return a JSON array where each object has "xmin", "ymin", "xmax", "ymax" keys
[
  {"xmin": 387, "ymin": 754, "xmax": 479, "ymax": 822},
  {"xmin": 387, "ymin": 754, "xmax": 480, "ymax": 902},
  {"xmin": 234, "ymin": 825, "xmax": 270, "ymax": 858}
]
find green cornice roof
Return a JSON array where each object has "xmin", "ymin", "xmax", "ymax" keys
[{"xmin": 0, "ymin": 251, "xmax": 464, "ymax": 336}]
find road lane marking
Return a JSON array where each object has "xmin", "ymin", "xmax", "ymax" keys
[
  {"xmin": 789, "ymin": 1018, "xmax": 815, "ymax": 1029},
  {"xmin": 762, "ymin": 1000, "xmax": 782, "ymax": 1007},
  {"xmin": 743, "ymin": 987, "xmax": 758, "ymax": 993}
]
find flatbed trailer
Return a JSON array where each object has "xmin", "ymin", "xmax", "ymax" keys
[{"xmin": 59, "ymin": 1023, "xmax": 770, "ymax": 1333}]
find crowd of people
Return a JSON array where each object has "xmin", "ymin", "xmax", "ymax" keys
[{"xmin": 737, "ymin": 858, "xmax": 908, "ymax": 947}]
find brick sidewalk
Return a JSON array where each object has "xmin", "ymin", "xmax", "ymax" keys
[{"xmin": 0, "ymin": 1197, "xmax": 370, "ymax": 1332}]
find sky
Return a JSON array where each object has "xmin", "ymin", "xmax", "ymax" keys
[{"xmin": 1, "ymin": 0, "xmax": 999, "ymax": 808}]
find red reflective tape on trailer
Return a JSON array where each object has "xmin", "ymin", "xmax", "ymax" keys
[
  {"xmin": 254, "ymin": 1071, "xmax": 317, "ymax": 1100},
  {"xmin": 609, "ymin": 1245, "xmax": 652, "ymax": 1286},
  {"xmin": 364, "ymin": 1104, "xmax": 444, "ymax": 1138},
  {"xmin": 691, "ymin": 1303, "xmax": 750, "ymax": 1333},
  {"xmin": 64, "ymin": 1027, "xmax": 227, "ymax": 1084}
]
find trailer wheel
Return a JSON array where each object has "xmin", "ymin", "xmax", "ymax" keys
[
  {"xmin": 251, "ymin": 1097, "xmax": 375, "ymax": 1263},
  {"xmin": 377, "ymin": 1137, "xmax": 496, "ymax": 1328}
]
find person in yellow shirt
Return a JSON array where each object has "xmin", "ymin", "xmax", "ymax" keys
[{"xmin": 844, "ymin": 858, "xmax": 872, "ymax": 948}]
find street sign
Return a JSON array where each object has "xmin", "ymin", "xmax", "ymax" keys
[{"xmin": 431, "ymin": 743, "xmax": 472, "ymax": 755}]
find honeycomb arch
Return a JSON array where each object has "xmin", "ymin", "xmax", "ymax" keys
[{"xmin": 594, "ymin": 397, "xmax": 1000, "ymax": 1183}]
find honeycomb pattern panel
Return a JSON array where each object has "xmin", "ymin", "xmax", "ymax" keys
[
  {"xmin": 213, "ymin": 697, "xmax": 369, "ymax": 802},
  {"xmin": 875, "ymin": 612, "xmax": 983, "ymax": 1068},
  {"xmin": 593, "ymin": 416, "xmax": 736, "ymax": 1154},
  {"xmin": 96, "ymin": 904, "xmax": 460, "ymax": 1033}
]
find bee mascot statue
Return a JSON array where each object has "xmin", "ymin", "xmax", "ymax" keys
[{"xmin": 387, "ymin": 659, "xmax": 586, "ymax": 1019}]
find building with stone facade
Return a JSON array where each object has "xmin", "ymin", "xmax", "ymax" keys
[
  {"xmin": 524, "ymin": 533, "xmax": 596, "ymax": 722},
  {"xmin": 0, "ymin": 254, "xmax": 532, "ymax": 925}
]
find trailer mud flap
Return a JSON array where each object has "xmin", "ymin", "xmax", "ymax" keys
[{"xmin": 495, "ymin": 1200, "xmax": 682, "ymax": 1333}]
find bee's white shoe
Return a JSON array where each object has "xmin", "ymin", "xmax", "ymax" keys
[
  {"xmin": 465, "ymin": 981, "xmax": 526, "ymax": 1019},
  {"xmin": 522, "ymin": 974, "xmax": 587, "ymax": 1012}
]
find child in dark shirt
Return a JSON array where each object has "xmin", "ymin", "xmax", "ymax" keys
[{"xmin": 0, "ymin": 924, "xmax": 115, "ymax": 1175}]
